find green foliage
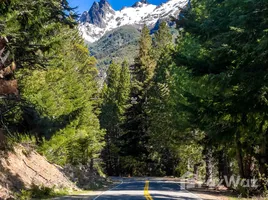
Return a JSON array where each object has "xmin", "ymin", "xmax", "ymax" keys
[
  {"xmin": 0, "ymin": 0, "xmax": 105, "ymax": 168},
  {"xmin": 118, "ymin": 25, "xmax": 156, "ymax": 176},
  {"xmin": 27, "ymin": 28, "xmax": 105, "ymax": 166},
  {"xmin": 152, "ymin": 22, "xmax": 172, "ymax": 60},
  {"xmin": 0, "ymin": 0, "xmax": 77, "ymax": 68},
  {"xmin": 15, "ymin": 189, "xmax": 32, "ymax": 200},
  {"xmin": 0, "ymin": 0, "xmax": 76, "ymax": 132},
  {"xmin": 89, "ymin": 24, "xmax": 179, "ymax": 71},
  {"xmin": 145, "ymin": 23, "xmax": 182, "ymax": 176},
  {"xmin": 106, "ymin": 0, "xmax": 268, "ymax": 187},
  {"xmin": 159, "ymin": 0, "xmax": 268, "ymax": 191},
  {"xmin": 120, "ymin": 156, "xmax": 147, "ymax": 176},
  {"xmin": 0, "ymin": 0, "xmax": 78, "ymax": 151},
  {"xmin": 14, "ymin": 184, "xmax": 69, "ymax": 199},
  {"xmin": 118, "ymin": 61, "xmax": 131, "ymax": 117},
  {"xmin": 89, "ymin": 25, "xmax": 140, "ymax": 69},
  {"xmin": 2, "ymin": 0, "xmax": 268, "ymax": 197},
  {"xmin": 176, "ymin": 143, "xmax": 204, "ymax": 176},
  {"xmin": 100, "ymin": 61, "xmax": 131, "ymax": 175},
  {"xmin": 134, "ymin": 25, "xmax": 156, "ymax": 84}
]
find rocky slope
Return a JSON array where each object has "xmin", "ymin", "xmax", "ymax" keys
[
  {"xmin": 0, "ymin": 145, "xmax": 77, "ymax": 199},
  {"xmin": 79, "ymin": 0, "xmax": 189, "ymax": 43}
]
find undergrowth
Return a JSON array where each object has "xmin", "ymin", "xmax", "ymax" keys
[{"xmin": 14, "ymin": 184, "xmax": 70, "ymax": 200}]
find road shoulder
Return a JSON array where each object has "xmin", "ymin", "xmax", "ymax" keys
[{"xmin": 51, "ymin": 181, "xmax": 121, "ymax": 200}]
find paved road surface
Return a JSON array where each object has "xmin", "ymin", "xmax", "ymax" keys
[
  {"xmin": 53, "ymin": 177, "xmax": 202, "ymax": 200},
  {"xmin": 93, "ymin": 177, "xmax": 202, "ymax": 200}
]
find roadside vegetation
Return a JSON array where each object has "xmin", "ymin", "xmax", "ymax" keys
[
  {"xmin": 100, "ymin": 0, "xmax": 268, "ymax": 198},
  {"xmin": 14, "ymin": 185, "xmax": 70, "ymax": 200}
]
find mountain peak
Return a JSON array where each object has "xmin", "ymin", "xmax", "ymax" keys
[
  {"xmin": 91, "ymin": 1, "xmax": 99, "ymax": 7},
  {"xmin": 91, "ymin": 0, "xmax": 111, "ymax": 8},
  {"xmin": 141, "ymin": 0, "xmax": 149, "ymax": 3},
  {"xmin": 132, "ymin": 0, "xmax": 149, "ymax": 8},
  {"xmin": 99, "ymin": 0, "xmax": 111, "ymax": 7},
  {"xmin": 79, "ymin": 0, "xmax": 115, "ymax": 28},
  {"xmin": 79, "ymin": 0, "xmax": 189, "ymax": 43}
]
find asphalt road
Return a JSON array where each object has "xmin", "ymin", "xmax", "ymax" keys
[{"xmin": 93, "ymin": 177, "xmax": 202, "ymax": 200}]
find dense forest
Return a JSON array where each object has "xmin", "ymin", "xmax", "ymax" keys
[
  {"xmin": 0, "ymin": 0, "xmax": 104, "ymax": 166},
  {"xmin": 1, "ymin": 0, "xmax": 268, "ymax": 197}
]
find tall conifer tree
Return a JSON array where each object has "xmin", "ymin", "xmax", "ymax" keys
[
  {"xmin": 100, "ymin": 61, "xmax": 131, "ymax": 175},
  {"xmin": 120, "ymin": 25, "xmax": 155, "ymax": 175}
]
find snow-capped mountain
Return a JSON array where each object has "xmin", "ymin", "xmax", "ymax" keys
[{"xmin": 79, "ymin": 0, "xmax": 189, "ymax": 43}]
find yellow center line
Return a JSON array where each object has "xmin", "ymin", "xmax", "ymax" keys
[{"xmin": 144, "ymin": 180, "xmax": 153, "ymax": 200}]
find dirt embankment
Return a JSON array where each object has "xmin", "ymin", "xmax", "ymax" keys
[{"xmin": 0, "ymin": 145, "xmax": 77, "ymax": 199}]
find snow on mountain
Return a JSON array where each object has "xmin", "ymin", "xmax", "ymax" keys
[{"xmin": 79, "ymin": 0, "xmax": 189, "ymax": 43}]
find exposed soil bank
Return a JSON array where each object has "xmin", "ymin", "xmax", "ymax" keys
[{"xmin": 0, "ymin": 145, "xmax": 77, "ymax": 199}]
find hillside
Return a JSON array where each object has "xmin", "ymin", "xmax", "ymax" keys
[
  {"xmin": 89, "ymin": 23, "xmax": 179, "ymax": 71},
  {"xmin": 89, "ymin": 25, "xmax": 140, "ymax": 69},
  {"xmin": 0, "ymin": 145, "xmax": 77, "ymax": 199}
]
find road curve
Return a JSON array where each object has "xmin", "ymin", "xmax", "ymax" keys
[{"xmin": 93, "ymin": 177, "xmax": 202, "ymax": 200}]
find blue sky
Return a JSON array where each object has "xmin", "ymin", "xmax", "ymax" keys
[{"xmin": 68, "ymin": 0, "xmax": 168, "ymax": 14}]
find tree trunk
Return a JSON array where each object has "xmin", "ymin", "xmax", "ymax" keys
[
  {"xmin": 205, "ymin": 147, "xmax": 213, "ymax": 185},
  {"xmin": 259, "ymin": 130, "xmax": 267, "ymax": 177},
  {"xmin": 194, "ymin": 163, "xmax": 201, "ymax": 180},
  {"xmin": 236, "ymin": 131, "xmax": 245, "ymax": 178},
  {"xmin": 218, "ymin": 149, "xmax": 231, "ymax": 187},
  {"xmin": 187, "ymin": 158, "xmax": 191, "ymax": 172},
  {"xmin": 244, "ymin": 155, "xmax": 253, "ymax": 179}
]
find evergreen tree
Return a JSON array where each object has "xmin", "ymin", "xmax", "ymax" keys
[
  {"xmin": 120, "ymin": 25, "xmax": 155, "ymax": 176},
  {"xmin": 100, "ymin": 62, "xmax": 121, "ymax": 175},
  {"xmin": 168, "ymin": 0, "xmax": 268, "ymax": 189},
  {"xmin": 22, "ymin": 26, "xmax": 105, "ymax": 166},
  {"xmin": 146, "ymin": 21, "xmax": 177, "ymax": 175},
  {"xmin": 0, "ymin": 0, "xmax": 78, "ymax": 140},
  {"xmin": 100, "ymin": 61, "xmax": 131, "ymax": 175},
  {"xmin": 117, "ymin": 61, "xmax": 131, "ymax": 117},
  {"xmin": 134, "ymin": 25, "xmax": 156, "ymax": 84},
  {"xmin": 0, "ymin": 0, "xmax": 77, "ymax": 69},
  {"xmin": 152, "ymin": 21, "xmax": 172, "ymax": 60}
]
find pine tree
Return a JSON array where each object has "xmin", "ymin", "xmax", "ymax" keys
[
  {"xmin": 21, "ymin": 26, "xmax": 105, "ymax": 166},
  {"xmin": 117, "ymin": 60, "xmax": 131, "ymax": 117},
  {"xmin": 143, "ymin": 21, "xmax": 176, "ymax": 175},
  {"xmin": 120, "ymin": 25, "xmax": 156, "ymax": 176},
  {"xmin": 169, "ymin": 0, "xmax": 268, "ymax": 186},
  {"xmin": 100, "ymin": 61, "xmax": 131, "ymax": 175},
  {"xmin": 0, "ymin": 0, "xmax": 77, "ymax": 69},
  {"xmin": 0, "ymin": 0, "xmax": 78, "ymax": 140},
  {"xmin": 152, "ymin": 21, "xmax": 172, "ymax": 60},
  {"xmin": 134, "ymin": 25, "xmax": 156, "ymax": 84}
]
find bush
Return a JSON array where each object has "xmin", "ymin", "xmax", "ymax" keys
[{"xmin": 14, "ymin": 184, "xmax": 69, "ymax": 199}]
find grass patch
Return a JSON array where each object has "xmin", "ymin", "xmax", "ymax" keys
[{"xmin": 14, "ymin": 184, "xmax": 71, "ymax": 200}]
